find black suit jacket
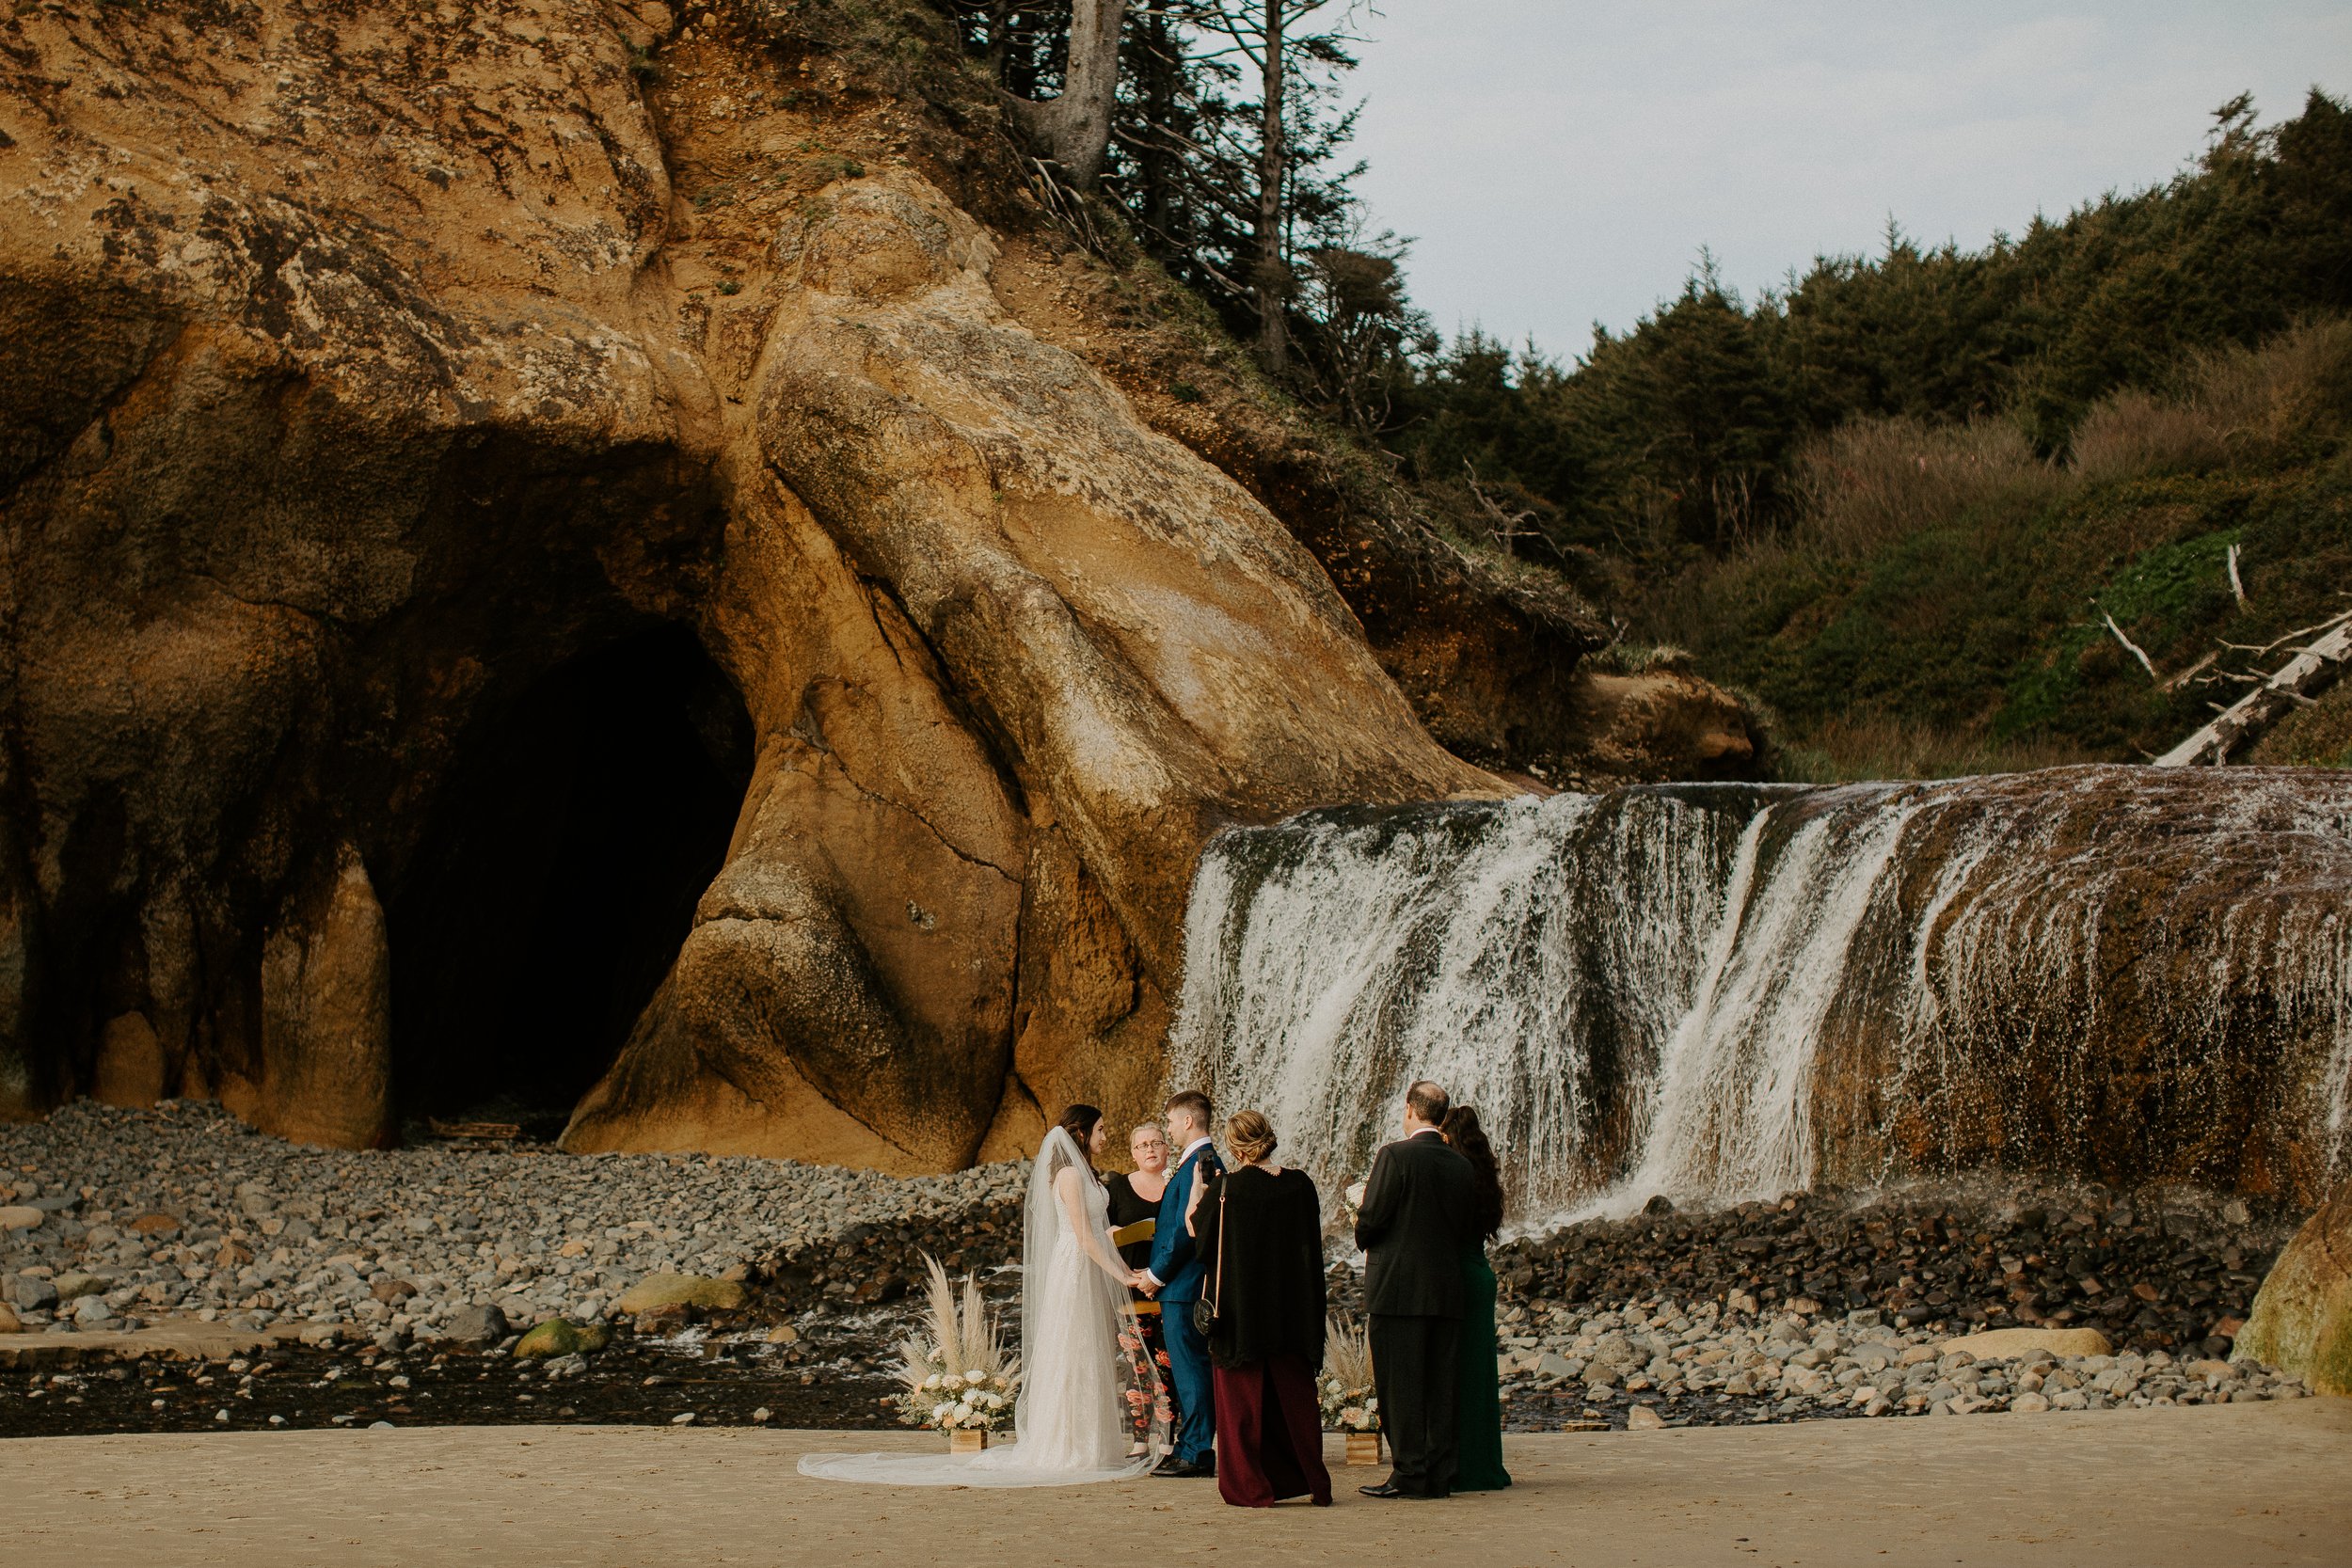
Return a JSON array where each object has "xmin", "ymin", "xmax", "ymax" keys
[{"xmin": 1353, "ymin": 1129, "xmax": 1475, "ymax": 1318}]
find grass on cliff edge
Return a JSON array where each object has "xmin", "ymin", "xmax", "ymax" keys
[{"xmin": 1641, "ymin": 320, "xmax": 2352, "ymax": 780}]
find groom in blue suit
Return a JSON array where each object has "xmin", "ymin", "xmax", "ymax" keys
[{"xmin": 1142, "ymin": 1088, "xmax": 1224, "ymax": 1477}]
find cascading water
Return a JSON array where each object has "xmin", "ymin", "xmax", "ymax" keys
[{"xmin": 1168, "ymin": 767, "xmax": 2352, "ymax": 1223}]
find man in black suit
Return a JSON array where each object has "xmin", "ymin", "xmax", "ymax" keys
[{"xmin": 1353, "ymin": 1079, "xmax": 1476, "ymax": 1499}]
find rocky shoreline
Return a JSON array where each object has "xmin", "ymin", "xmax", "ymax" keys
[
  {"xmin": 0, "ymin": 1101, "xmax": 1025, "ymax": 1345},
  {"xmin": 1, "ymin": 1103, "xmax": 2323, "ymax": 1438}
]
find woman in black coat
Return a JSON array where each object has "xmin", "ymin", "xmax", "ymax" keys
[{"xmin": 1188, "ymin": 1110, "xmax": 1331, "ymax": 1508}]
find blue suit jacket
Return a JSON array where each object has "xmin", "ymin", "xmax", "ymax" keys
[{"xmin": 1148, "ymin": 1143, "xmax": 1225, "ymax": 1304}]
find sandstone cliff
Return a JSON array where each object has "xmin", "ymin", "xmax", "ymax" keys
[{"xmin": 0, "ymin": 0, "xmax": 1550, "ymax": 1164}]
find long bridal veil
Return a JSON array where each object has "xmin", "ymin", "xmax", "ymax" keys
[{"xmin": 798, "ymin": 1126, "xmax": 1169, "ymax": 1487}]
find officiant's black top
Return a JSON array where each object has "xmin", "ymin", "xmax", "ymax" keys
[
  {"xmin": 1194, "ymin": 1164, "xmax": 1327, "ymax": 1370},
  {"xmin": 1353, "ymin": 1130, "xmax": 1475, "ymax": 1318},
  {"xmin": 1104, "ymin": 1171, "xmax": 1162, "ymax": 1270}
]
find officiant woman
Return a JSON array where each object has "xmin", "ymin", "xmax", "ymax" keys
[
  {"xmin": 1189, "ymin": 1110, "xmax": 1332, "ymax": 1508},
  {"xmin": 1107, "ymin": 1123, "xmax": 1175, "ymax": 1450}
]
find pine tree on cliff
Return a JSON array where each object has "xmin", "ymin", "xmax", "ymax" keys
[
  {"xmin": 997, "ymin": 0, "xmax": 1130, "ymax": 190},
  {"xmin": 1188, "ymin": 0, "xmax": 1352, "ymax": 373}
]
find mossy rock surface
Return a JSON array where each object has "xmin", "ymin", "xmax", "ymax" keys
[
  {"xmin": 2239, "ymin": 1181, "xmax": 2352, "ymax": 1397},
  {"xmin": 512, "ymin": 1318, "xmax": 612, "ymax": 1359},
  {"xmin": 615, "ymin": 1274, "xmax": 748, "ymax": 1315}
]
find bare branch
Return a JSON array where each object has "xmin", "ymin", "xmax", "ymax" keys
[{"xmin": 2101, "ymin": 611, "xmax": 2159, "ymax": 681}]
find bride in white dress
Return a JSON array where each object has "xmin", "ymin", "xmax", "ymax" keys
[{"xmin": 799, "ymin": 1109, "xmax": 1168, "ymax": 1487}]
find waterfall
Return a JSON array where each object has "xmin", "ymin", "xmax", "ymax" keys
[{"xmin": 1168, "ymin": 767, "xmax": 2352, "ymax": 1221}]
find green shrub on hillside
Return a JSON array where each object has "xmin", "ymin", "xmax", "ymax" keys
[{"xmin": 1659, "ymin": 321, "xmax": 2352, "ymax": 775}]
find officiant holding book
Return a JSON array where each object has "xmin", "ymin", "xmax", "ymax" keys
[{"xmin": 1352, "ymin": 1079, "xmax": 1476, "ymax": 1499}]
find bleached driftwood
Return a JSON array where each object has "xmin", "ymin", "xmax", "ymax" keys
[{"xmin": 2155, "ymin": 609, "xmax": 2352, "ymax": 766}]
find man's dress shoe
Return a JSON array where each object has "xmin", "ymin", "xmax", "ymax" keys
[
  {"xmin": 1152, "ymin": 1456, "xmax": 1216, "ymax": 1479},
  {"xmin": 1358, "ymin": 1481, "xmax": 1403, "ymax": 1498}
]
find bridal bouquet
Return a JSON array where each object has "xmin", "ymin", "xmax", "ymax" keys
[
  {"xmin": 886, "ymin": 1253, "xmax": 1023, "ymax": 1433},
  {"xmin": 1318, "ymin": 1311, "xmax": 1378, "ymax": 1433}
]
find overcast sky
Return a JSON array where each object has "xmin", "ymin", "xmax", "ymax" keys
[{"xmin": 1344, "ymin": 1, "xmax": 2352, "ymax": 358}]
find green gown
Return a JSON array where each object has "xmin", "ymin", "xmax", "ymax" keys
[{"xmin": 1454, "ymin": 1242, "xmax": 1513, "ymax": 1492}]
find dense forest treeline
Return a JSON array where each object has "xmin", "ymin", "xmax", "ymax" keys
[{"xmin": 1389, "ymin": 91, "xmax": 2352, "ymax": 562}]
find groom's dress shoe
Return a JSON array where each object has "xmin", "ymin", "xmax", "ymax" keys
[
  {"xmin": 1358, "ymin": 1482, "xmax": 1404, "ymax": 1498},
  {"xmin": 1152, "ymin": 1456, "xmax": 1215, "ymax": 1479}
]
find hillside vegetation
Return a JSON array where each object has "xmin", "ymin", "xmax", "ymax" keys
[
  {"xmin": 1385, "ymin": 91, "xmax": 2352, "ymax": 776},
  {"xmin": 1657, "ymin": 324, "xmax": 2352, "ymax": 776}
]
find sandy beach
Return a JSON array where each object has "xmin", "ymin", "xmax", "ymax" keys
[{"xmin": 3, "ymin": 1397, "xmax": 2345, "ymax": 1567}]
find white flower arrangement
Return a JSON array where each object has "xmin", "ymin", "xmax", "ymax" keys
[
  {"xmin": 1319, "ymin": 1312, "xmax": 1379, "ymax": 1433},
  {"xmin": 885, "ymin": 1254, "xmax": 1022, "ymax": 1434}
]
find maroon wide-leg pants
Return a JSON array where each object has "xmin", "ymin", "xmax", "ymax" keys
[{"xmin": 1211, "ymin": 1353, "xmax": 1333, "ymax": 1507}]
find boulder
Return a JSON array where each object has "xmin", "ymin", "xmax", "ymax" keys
[
  {"xmin": 1556, "ymin": 667, "xmax": 1762, "ymax": 784},
  {"xmin": 52, "ymin": 1274, "xmax": 112, "ymax": 1302},
  {"xmin": 632, "ymin": 1305, "xmax": 692, "ymax": 1338},
  {"xmin": 443, "ymin": 1304, "xmax": 509, "ymax": 1352},
  {"xmin": 616, "ymin": 1274, "xmax": 747, "ymax": 1317},
  {"xmin": 9, "ymin": 1276, "xmax": 57, "ymax": 1311},
  {"xmin": 1937, "ymin": 1327, "xmax": 2112, "ymax": 1362},
  {"xmin": 2238, "ymin": 1181, "xmax": 2352, "ymax": 1396},
  {"xmin": 92, "ymin": 1013, "xmax": 167, "ymax": 1107},
  {"xmin": 0, "ymin": 1207, "xmax": 39, "ymax": 1232},
  {"xmin": 0, "ymin": 1304, "xmax": 20, "ymax": 1333},
  {"xmin": 513, "ymin": 1318, "xmax": 612, "ymax": 1360}
]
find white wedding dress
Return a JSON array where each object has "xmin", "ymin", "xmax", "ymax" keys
[{"xmin": 798, "ymin": 1127, "xmax": 1167, "ymax": 1487}]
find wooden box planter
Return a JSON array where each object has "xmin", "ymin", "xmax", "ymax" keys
[
  {"xmin": 1343, "ymin": 1431, "xmax": 1382, "ymax": 1466},
  {"xmin": 948, "ymin": 1429, "xmax": 990, "ymax": 1453}
]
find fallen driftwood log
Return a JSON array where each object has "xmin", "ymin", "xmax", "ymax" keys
[
  {"xmin": 426, "ymin": 1117, "xmax": 521, "ymax": 1141},
  {"xmin": 2155, "ymin": 610, "xmax": 2352, "ymax": 766}
]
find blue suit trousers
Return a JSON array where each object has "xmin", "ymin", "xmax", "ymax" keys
[{"xmin": 1162, "ymin": 1299, "xmax": 1216, "ymax": 1464}]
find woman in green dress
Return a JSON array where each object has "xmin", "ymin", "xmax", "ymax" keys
[{"xmin": 1440, "ymin": 1105, "xmax": 1512, "ymax": 1492}]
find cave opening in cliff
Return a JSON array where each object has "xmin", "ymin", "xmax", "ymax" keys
[{"xmin": 389, "ymin": 624, "xmax": 754, "ymax": 1132}]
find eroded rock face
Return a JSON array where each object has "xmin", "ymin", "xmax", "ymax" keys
[
  {"xmin": 566, "ymin": 171, "xmax": 1494, "ymax": 1167},
  {"xmin": 0, "ymin": 1, "xmax": 703, "ymax": 1136},
  {"xmin": 0, "ymin": 3, "xmax": 1495, "ymax": 1165}
]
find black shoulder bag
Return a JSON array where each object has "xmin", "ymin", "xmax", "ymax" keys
[{"xmin": 1190, "ymin": 1175, "xmax": 1227, "ymax": 1338}]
